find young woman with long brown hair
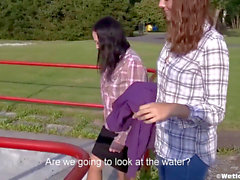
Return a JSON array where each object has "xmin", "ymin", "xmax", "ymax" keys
[{"xmin": 133, "ymin": 0, "xmax": 229, "ymax": 179}]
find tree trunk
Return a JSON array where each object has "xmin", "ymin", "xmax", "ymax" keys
[
  {"xmin": 213, "ymin": 9, "xmax": 221, "ymax": 28},
  {"xmin": 232, "ymin": 18, "xmax": 236, "ymax": 29},
  {"xmin": 237, "ymin": 15, "xmax": 239, "ymax": 29}
]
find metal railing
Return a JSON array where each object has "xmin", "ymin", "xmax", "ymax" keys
[
  {"xmin": 0, "ymin": 60, "xmax": 156, "ymax": 108},
  {"xmin": 0, "ymin": 60, "xmax": 156, "ymax": 176},
  {"xmin": 0, "ymin": 137, "xmax": 90, "ymax": 180}
]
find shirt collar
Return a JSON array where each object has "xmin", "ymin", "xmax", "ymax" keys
[
  {"xmin": 120, "ymin": 48, "xmax": 130, "ymax": 60},
  {"xmin": 203, "ymin": 21, "xmax": 212, "ymax": 33}
]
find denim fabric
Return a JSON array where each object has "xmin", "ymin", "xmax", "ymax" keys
[{"xmin": 157, "ymin": 154, "xmax": 209, "ymax": 180}]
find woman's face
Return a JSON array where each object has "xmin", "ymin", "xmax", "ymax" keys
[
  {"xmin": 159, "ymin": 0, "xmax": 173, "ymax": 21},
  {"xmin": 92, "ymin": 31, "xmax": 99, "ymax": 49}
]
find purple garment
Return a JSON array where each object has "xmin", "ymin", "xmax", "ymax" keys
[{"xmin": 106, "ymin": 82, "xmax": 157, "ymax": 178}]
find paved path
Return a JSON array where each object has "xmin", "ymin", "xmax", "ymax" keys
[
  {"xmin": 0, "ymin": 129, "xmax": 117, "ymax": 180},
  {"xmin": 127, "ymin": 33, "xmax": 166, "ymax": 44},
  {"xmin": 1, "ymin": 129, "xmax": 240, "ymax": 180},
  {"xmin": 217, "ymin": 130, "xmax": 240, "ymax": 148},
  {"xmin": 128, "ymin": 33, "xmax": 240, "ymax": 48}
]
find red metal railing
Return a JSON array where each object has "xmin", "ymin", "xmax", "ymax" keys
[
  {"xmin": 0, "ymin": 60, "xmax": 100, "ymax": 69},
  {"xmin": 0, "ymin": 60, "xmax": 156, "ymax": 73},
  {"xmin": 0, "ymin": 60, "xmax": 155, "ymax": 175},
  {"xmin": 0, "ymin": 60, "xmax": 156, "ymax": 108},
  {"xmin": 0, "ymin": 137, "xmax": 90, "ymax": 180},
  {"xmin": 0, "ymin": 96, "xmax": 104, "ymax": 109}
]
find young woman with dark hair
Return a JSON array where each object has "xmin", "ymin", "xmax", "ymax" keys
[
  {"xmin": 87, "ymin": 16, "xmax": 147, "ymax": 180},
  {"xmin": 133, "ymin": 0, "xmax": 229, "ymax": 180}
]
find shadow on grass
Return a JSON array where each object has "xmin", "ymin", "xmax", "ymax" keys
[
  {"xmin": 0, "ymin": 80, "xmax": 99, "ymax": 89},
  {"xmin": 225, "ymin": 29, "xmax": 240, "ymax": 37}
]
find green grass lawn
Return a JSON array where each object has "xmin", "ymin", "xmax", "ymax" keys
[
  {"xmin": 222, "ymin": 44, "xmax": 240, "ymax": 130},
  {"xmin": 0, "ymin": 40, "xmax": 161, "ymax": 103},
  {"xmin": 0, "ymin": 37, "xmax": 239, "ymax": 133}
]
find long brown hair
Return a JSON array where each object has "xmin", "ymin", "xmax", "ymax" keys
[{"xmin": 167, "ymin": 0, "xmax": 213, "ymax": 55}]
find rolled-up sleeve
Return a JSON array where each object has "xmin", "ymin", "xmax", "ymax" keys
[{"xmin": 186, "ymin": 36, "xmax": 229, "ymax": 127}]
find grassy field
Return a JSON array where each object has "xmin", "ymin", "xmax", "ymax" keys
[
  {"xmin": 0, "ymin": 40, "xmax": 161, "ymax": 102},
  {"xmin": 0, "ymin": 36, "xmax": 239, "ymax": 136}
]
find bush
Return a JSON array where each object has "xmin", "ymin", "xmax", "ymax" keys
[{"xmin": 0, "ymin": 0, "xmax": 135, "ymax": 40}]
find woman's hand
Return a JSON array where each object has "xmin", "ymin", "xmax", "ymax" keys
[
  {"xmin": 109, "ymin": 140, "xmax": 125, "ymax": 153},
  {"xmin": 132, "ymin": 103, "xmax": 173, "ymax": 124},
  {"xmin": 133, "ymin": 102, "xmax": 190, "ymax": 124},
  {"xmin": 108, "ymin": 129, "xmax": 129, "ymax": 153}
]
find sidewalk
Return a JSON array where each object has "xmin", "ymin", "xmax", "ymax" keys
[
  {"xmin": 217, "ymin": 130, "xmax": 240, "ymax": 148},
  {"xmin": 0, "ymin": 129, "xmax": 118, "ymax": 180},
  {"xmin": 127, "ymin": 32, "xmax": 166, "ymax": 44},
  {"xmin": 1, "ymin": 129, "xmax": 240, "ymax": 180}
]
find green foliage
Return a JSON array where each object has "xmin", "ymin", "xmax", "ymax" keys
[
  {"xmin": 103, "ymin": 0, "xmax": 136, "ymax": 36},
  {"xmin": 210, "ymin": 0, "xmax": 240, "ymax": 29},
  {"xmin": 225, "ymin": 0, "xmax": 240, "ymax": 29},
  {"xmin": 217, "ymin": 147, "xmax": 240, "ymax": 155},
  {"xmin": 134, "ymin": 0, "xmax": 166, "ymax": 31},
  {"xmin": 130, "ymin": 0, "xmax": 141, "ymax": 5},
  {"xmin": 211, "ymin": 0, "xmax": 227, "ymax": 9},
  {"xmin": 0, "ymin": 0, "xmax": 135, "ymax": 40}
]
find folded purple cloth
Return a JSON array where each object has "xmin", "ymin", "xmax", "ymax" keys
[{"xmin": 107, "ymin": 82, "xmax": 157, "ymax": 178}]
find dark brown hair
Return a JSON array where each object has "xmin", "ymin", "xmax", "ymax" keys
[
  {"xmin": 93, "ymin": 16, "xmax": 130, "ymax": 81},
  {"xmin": 167, "ymin": 0, "xmax": 213, "ymax": 55}
]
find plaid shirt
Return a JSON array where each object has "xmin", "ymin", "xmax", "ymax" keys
[
  {"xmin": 155, "ymin": 23, "xmax": 229, "ymax": 166},
  {"xmin": 101, "ymin": 48, "xmax": 147, "ymax": 143}
]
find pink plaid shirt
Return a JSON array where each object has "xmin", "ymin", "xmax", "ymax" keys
[{"xmin": 101, "ymin": 48, "xmax": 147, "ymax": 143}]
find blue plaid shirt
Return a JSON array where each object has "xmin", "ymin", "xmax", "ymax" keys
[{"xmin": 155, "ymin": 23, "xmax": 229, "ymax": 166}]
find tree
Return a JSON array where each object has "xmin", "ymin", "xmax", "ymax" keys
[
  {"xmin": 225, "ymin": 0, "xmax": 240, "ymax": 29},
  {"xmin": 134, "ymin": 0, "xmax": 166, "ymax": 31},
  {"xmin": 210, "ymin": 0, "xmax": 228, "ymax": 27},
  {"xmin": 0, "ymin": 0, "xmax": 136, "ymax": 40},
  {"xmin": 98, "ymin": 0, "xmax": 135, "ymax": 36},
  {"xmin": 211, "ymin": 0, "xmax": 240, "ymax": 29}
]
